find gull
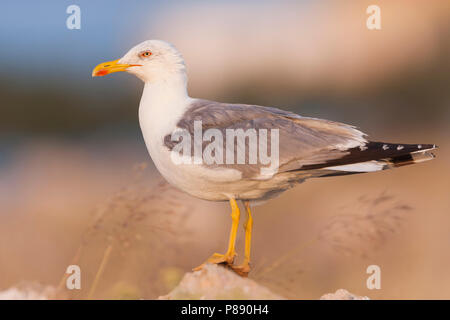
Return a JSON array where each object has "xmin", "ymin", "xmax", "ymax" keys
[{"xmin": 92, "ymin": 40, "xmax": 437, "ymax": 276}]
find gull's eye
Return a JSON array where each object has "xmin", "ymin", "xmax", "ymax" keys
[{"xmin": 139, "ymin": 51, "xmax": 152, "ymax": 58}]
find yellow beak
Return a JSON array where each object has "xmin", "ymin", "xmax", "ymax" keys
[{"xmin": 92, "ymin": 59, "xmax": 141, "ymax": 77}]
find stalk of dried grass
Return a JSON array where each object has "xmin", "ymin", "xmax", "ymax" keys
[{"xmin": 57, "ymin": 162, "xmax": 192, "ymax": 299}]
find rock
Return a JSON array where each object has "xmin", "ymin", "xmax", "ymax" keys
[
  {"xmin": 320, "ymin": 289, "xmax": 369, "ymax": 300},
  {"xmin": 158, "ymin": 264, "xmax": 285, "ymax": 300},
  {"xmin": 0, "ymin": 283, "xmax": 56, "ymax": 300}
]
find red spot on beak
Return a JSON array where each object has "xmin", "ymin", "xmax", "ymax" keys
[{"xmin": 95, "ymin": 69, "xmax": 109, "ymax": 76}]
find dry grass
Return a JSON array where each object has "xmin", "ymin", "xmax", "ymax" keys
[
  {"xmin": 318, "ymin": 192, "xmax": 412, "ymax": 258},
  {"xmin": 56, "ymin": 163, "xmax": 194, "ymax": 299}
]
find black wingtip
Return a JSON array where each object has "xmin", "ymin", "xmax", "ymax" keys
[{"xmin": 299, "ymin": 141, "xmax": 436, "ymax": 171}]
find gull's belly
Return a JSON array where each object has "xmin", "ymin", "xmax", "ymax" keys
[
  {"xmin": 146, "ymin": 142, "xmax": 292, "ymax": 201},
  {"xmin": 148, "ymin": 143, "xmax": 240, "ymax": 201}
]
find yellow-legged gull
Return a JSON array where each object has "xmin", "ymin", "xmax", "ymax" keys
[{"xmin": 92, "ymin": 40, "xmax": 437, "ymax": 276}]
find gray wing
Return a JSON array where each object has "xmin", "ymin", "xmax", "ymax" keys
[{"xmin": 164, "ymin": 99, "xmax": 367, "ymax": 178}]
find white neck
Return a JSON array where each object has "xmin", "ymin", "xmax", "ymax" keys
[{"xmin": 138, "ymin": 76, "xmax": 191, "ymax": 143}]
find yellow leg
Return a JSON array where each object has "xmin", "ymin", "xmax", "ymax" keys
[
  {"xmin": 232, "ymin": 201, "xmax": 253, "ymax": 276},
  {"xmin": 193, "ymin": 199, "xmax": 240, "ymax": 271},
  {"xmin": 225, "ymin": 198, "xmax": 240, "ymax": 259}
]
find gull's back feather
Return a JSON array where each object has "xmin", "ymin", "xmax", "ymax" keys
[{"xmin": 165, "ymin": 99, "xmax": 368, "ymax": 178}]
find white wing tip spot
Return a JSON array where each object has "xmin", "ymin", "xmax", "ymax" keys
[
  {"xmin": 397, "ymin": 145, "xmax": 404, "ymax": 150},
  {"xmin": 359, "ymin": 145, "xmax": 368, "ymax": 151},
  {"xmin": 382, "ymin": 144, "xmax": 389, "ymax": 150},
  {"xmin": 418, "ymin": 144, "xmax": 422, "ymax": 149}
]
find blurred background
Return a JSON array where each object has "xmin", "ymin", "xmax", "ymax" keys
[{"xmin": 0, "ymin": 0, "xmax": 449, "ymax": 299}]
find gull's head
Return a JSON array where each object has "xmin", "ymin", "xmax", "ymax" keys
[{"xmin": 92, "ymin": 40, "xmax": 186, "ymax": 83}]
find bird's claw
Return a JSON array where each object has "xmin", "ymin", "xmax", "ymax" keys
[
  {"xmin": 192, "ymin": 252, "xmax": 236, "ymax": 272},
  {"xmin": 193, "ymin": 253, "xmax": 251, "ymax": 277},
  {"xmin": 231, "ymin": 263, "xmax": 251, "ymax": 277}
]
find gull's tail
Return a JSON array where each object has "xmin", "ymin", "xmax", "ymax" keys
[{"xmin": 317, "ymin": 142, "xmax": 437, "ymax": 175}]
